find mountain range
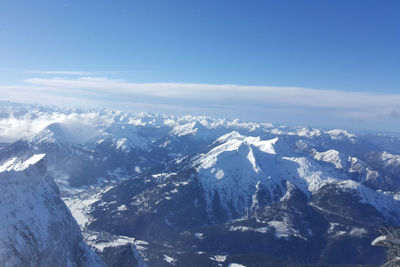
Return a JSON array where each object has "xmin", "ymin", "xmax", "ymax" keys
[{"xmin": 0, "ymin": 101, "xmax": 399, "ymax": 266}]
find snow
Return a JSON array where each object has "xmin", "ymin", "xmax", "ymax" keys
[
  {"xmin": 0, "ymin": 107, "xmax": 152, "ymax": 150},
  {"xmin": 170, "ymin": 121, "xmax": 201, "ymax": 136},
  {"xmin": 116, "ymin": 138, "xmax": 128, "ymax": 150},
  {"xmin": 192, "ymin": 127, "xmax": 400, "ymax": 221},
  {"xmin": 63, "ymin": 185, "xmax": 113, "ymax": 227},
  {"xmin": 371, "ymin": 235, "xmax": 387, "ymax": 246},
  {"xmin": 325, "ymin": 129, "xmax": 356, "ymax": 142},
  {"xmin": 82, "ymin": 230, "xmax": 147, "ymax": 266},
  {"xmin": 228, "ymin": 226, "xmax": 269, "ymax": 234},
  {"xmin": 2, "ymin": 102, "xmax": 400, "ymax": 264},
  {"xmin": 0, "ymin": 154, "xmax": 104, "ymax": 266},
  {"xmin": 0, "ymin": 153, "xmax": 46, "ymax": 172},
  {"xmin": 313, "ymin": 149, "xmax": 344, "ymax": 169},
  {"xmin": 281, "ymin": 156, "xmax": 340, "ymax": 195},
  {"xmin": 349, "ymin": 227, "xmax": 368, "ymax": 237},
  {"xmin": 295, "ymin": 128, "xmax": 321, "ymax": 137},
  {"xmin": 253, "ymin": 137, "xmax": 278, "ymax": 154},
  {"xmin": 328, "ymin": 223, "xmax": 368, "ymax": 238},
  {"xmin": 117, "ymin": 204, "xmax": 128, "ymax": 211},
  {"xmin": 89, "ymin": 235, "xmax": 136, "ymax": 252},
  {"xmin": 135, "ymin": 166, "xmax": 142, "ymax": 173},
  {"xmin": 152, "ymin": 172, "xmax": 177, "ymax": 181},
  {"xmin": 210, "ymin": 255, "xmax": 227, "ymax": 263},
  {"xmin": 163, "ymin": 255, "xmax": 177, "ymax": 264},
  {"xmin": 247, "ymin": 148, "xmax": 261, "ymax": 173},
  {"xmin": 206, "ymin": 133, "xmax": 277, "ymax": 164},
  {"xmin": 63, "ymin": 196, "xmax": 97, "ymax": 227},
  {"xmin": 194, "ymin": 232, "xmax": 204, "ymax": 239},
  {"xmin": 380, "ymin": 151, "xmax": 400, "ymax": 166},
  {"xmin": 342, "ymin": 180, "xmax": 400, "ymax": 222},
  {"xmin": 194, "ymin": 132, "xmax": 282, "ymax": 216},
  {"xmin": 214, "ymin": 169, "xmax": 224, "ymax": 179},
  {"xmin": 229, "ymin": 264, "xmax": 247, "ymax": 267},
  {"xmin": 268, "ymin": 220, "xmax": 304, "ymax": 239},
  {"xmin": 280, "ymin": 180, "xmax": 296, "ymax": 202}
]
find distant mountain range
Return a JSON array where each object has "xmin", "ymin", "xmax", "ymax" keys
[{"xmin": 1, "ymin": 101, "xmax": 399, "ymax": 266}]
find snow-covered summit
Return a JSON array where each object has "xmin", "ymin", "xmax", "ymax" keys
[
  {"xmin": 193, "ymin": 132, "xmax": 281, "ymax": 217},
  {"xmin": 312, "ymin": 149, "xmax": 347, "ymax": 169},
  {"xmin": 191, "ymin": 130, "xmax": 400, "ymax": 224}
]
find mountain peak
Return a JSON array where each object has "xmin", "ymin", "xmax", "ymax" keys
[{"xmin": 0, "ymin": 153, "xmax": 46, "ymax": 172}]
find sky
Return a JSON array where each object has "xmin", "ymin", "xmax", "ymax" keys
[{"xmin": 0, "ymin": 0, "xmax": 399, "ymax": 133}]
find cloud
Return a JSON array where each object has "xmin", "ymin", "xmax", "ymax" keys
[
  {"xmin": 26, "ymin": 70, "xmax": 92, "ymax": 75},
  {"xmin": 24, "ymin": 70, "xmax": 125, "ymax": 76},
  {"xmin": 0, "ymin": 75, "xmax": 399, "ymax": 133},
  {"xmin": 0, "ymin": 111, "xmax": 112, "ymax": 143},
  {"xmin": 21, "ymin": 76, "xmax": 400, "ymax": 111}
]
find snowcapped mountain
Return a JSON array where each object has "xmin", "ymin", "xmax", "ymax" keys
[
  {"xmin": 194, "ymin": 132, "xmax": 280, "ymax": 218},
  {"xmin": 192, "ymin": 131, "xmax": 400, "ymax": 224},
  {"xmin": 0, "ymin": 152, "xmax": 104, "ymax": 266},
  {"xmin": 1, "ymin": 101, "xmax": 399, "ymax": 266}
]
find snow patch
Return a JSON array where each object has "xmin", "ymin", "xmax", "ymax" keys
[
  {"xmin": 268, "ymin": 219, "xmax": 304, "ymax": 239},
  {"xmin": 228, "ymin": 226, "xmax": 269, "ymax": 234},
  {"xmin": 194, "ymin": 232, "xmax": 204, "ymax": 240},
  {"xmin": 163, "ymin": 255, "xmax": 177, "ymax": 264},
  {"xmin": 313, "ymin": 149, "xmax": 344, "ymax": 169},
  {"xmin": 229, "ymin": 264, "xmax": 247, "ymax": 267},
  {"xmin": 117, "ymin": 204, "xmax": 128, "ymax": 211},
  {"xmin": 210, "ymin": 255, "xmax": 227, "ymax": 263}
]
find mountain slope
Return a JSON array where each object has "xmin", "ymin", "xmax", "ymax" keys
[{"xmin": 0, "ymin": 153, "xmax": 104, "ymax": 266}]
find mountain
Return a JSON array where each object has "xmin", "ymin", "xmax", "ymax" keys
[
  {"xmin": 85, "ymin": 131, "xmax": 398, "ymax": 265},
  {"xmin": 1, "ymin": 101, "xmax": 399, "ymax": 266},
  {"xmin": 0, "ymin": 152, "xmax": 105, "ymax": 266}
]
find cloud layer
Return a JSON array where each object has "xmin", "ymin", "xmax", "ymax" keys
[
  {"xmin": 26, "ymin": 70, "xmax": 92, "ymax": 75},
  {"xmin": 1, "ymin": 76, "xmax": 399, "ymax": 133}
]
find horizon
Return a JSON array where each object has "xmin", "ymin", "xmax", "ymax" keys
[
  {"xmin": 1, "ymin": 0, "xmax": 399, "ymax": 133},
  {"xmin": 2, "ymin": 99, "xmax": 400, "ymax": 138}
]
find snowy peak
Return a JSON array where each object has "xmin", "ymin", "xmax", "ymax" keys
[
  {"xmin": 197, "ymin": 132, "xmax": 278, "ymax": 170},
  {"xmin": 170, "ymin": 121, "xmax": 205, "ymax": 136},
  {"xmin": 191, "ymin": 131, "xmax": 400, "ymax": 224},
  {"xmin": 0, "ymin": 153, "xmax": 46, "ymax": 172},
  {"xmin": 380, "ymin": 151, "xmax": 400, "ymax": 166},
  {"xmin": 324, "ymin": 129, "xmax": 356, "ymax": 142},
  {"xmin": 93, "ymin": 125, "xmax": 149, "ymax": 152},
  {"xmin": 312, "ymin": 149, "xmax": 346, "ymax": 169},
  {"xmin": 194, "ymin": 132, "xmax": 282, "ymax": 218}
]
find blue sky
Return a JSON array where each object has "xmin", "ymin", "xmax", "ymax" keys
[{"xmin": 0, "ymin": 0, "xmax": 399, "ymax": 133}]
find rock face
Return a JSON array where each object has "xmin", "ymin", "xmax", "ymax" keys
[
  {"xmin": 0, "ymin": 153, "xmax": 104, "ymax": 267},
  {"xmin": 1, "ymin": 101, "xmax": 400, "ymax": 266}
]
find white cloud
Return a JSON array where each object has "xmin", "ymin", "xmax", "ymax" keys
[
  {"xmin": 0, "ymin": 112, "xmax": 112, "ymax": 143},
  {"xmin": 0, "ymin": 76, "xmax": 399, "ymax": 133},
  {"xmin": 26, "ymin": 70, "xmax": 92, "ymax": 75},
  {"xmin": 24, "ymin": 70, "xmax": 125, "ymax": 76},
  {"xmin": 20, "ymin": 76, "xmax": 400, "ymax": 111}
]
